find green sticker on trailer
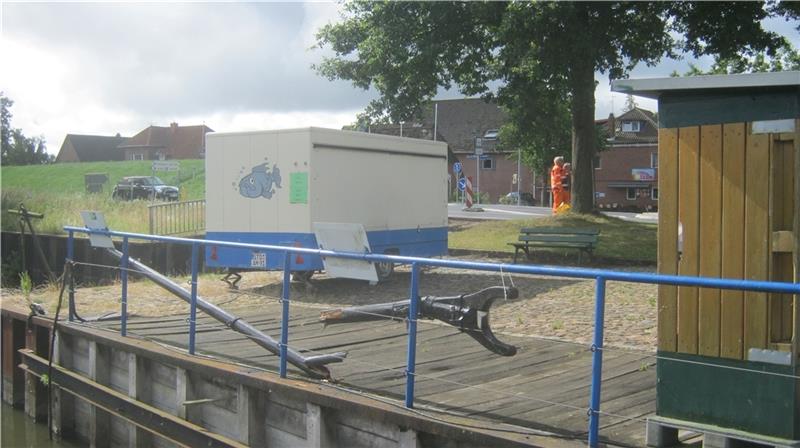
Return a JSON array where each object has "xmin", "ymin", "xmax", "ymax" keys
[{"xmin": 289, "ymin": 172, "xmax": 308, "ymax": 204}]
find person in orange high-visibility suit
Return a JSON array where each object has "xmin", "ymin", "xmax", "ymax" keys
[
  {"xmin": 562, "ymin": 162, "xmax": 572, "ymax": 206},
  {"xmin": 550, "ymin": 156, "xmax": 566, "ymax": 213}
]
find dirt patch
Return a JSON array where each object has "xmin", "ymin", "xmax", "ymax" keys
[{"xmin": 1, "ymin": 254, "xmax": 657, "ymax": 351}]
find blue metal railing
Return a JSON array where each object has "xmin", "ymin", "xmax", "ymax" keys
[{"xmin": 63, "ymin": 225, "xmax": 800, "ymax": 447}]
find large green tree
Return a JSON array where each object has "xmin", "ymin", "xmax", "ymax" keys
[
  {"xmin": 316, "ymin": 1, "xmax": 795, "ymax": 212},
  {"xmin": 1, "ymin": 92, "xmax": 52, "ymax": 165},
  {"xmin": 681, "ymin": 45, "xmax": 800, "ymax": 75}
]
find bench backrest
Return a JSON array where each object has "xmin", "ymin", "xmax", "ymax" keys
[
  {"xmin": 519, "ymin": 227, "xmax": 599, "ymax": 236},
  {"xmin": 518, "ymin": 233, "xmax": 598, "ymax": 244},
  {"xmin": 517, "ymin": 227, "xmax": 599, "ymax": 245}
]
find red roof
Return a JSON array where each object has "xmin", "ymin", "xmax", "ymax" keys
[{"xmin": 119, "ymin": 123, "xmax": 213, "ymax": 159}]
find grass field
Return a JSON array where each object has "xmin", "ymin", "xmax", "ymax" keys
[
  {"xmin": 449, "ymin": 213, "xmax": 657, "ymax": 263},
  {"xmin": 2, "ymin": 159, "xmax": 205, "ymax": 234},
  {"xmin": 2, "ymin": 161, "xmax": 657, "ymax": 264}
]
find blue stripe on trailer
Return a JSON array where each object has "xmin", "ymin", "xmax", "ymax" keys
[{"xmin": 205, "ymin": 227, "xmax": 448, "ymax": 271}]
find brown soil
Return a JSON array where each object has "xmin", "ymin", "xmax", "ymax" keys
[{"xmin": 1, "ymin": 254, "xmax": 657, "ymax": 352}]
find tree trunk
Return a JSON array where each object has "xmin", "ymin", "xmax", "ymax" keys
[{"xmin": 569, "ymin": 58, "xmax": 597, "ymax": 214}]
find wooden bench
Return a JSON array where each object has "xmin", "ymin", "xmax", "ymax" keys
[{"xmin": 508, "ymin": 227, "xmax": 600, "ymax": 264}]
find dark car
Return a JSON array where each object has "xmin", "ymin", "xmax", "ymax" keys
[{"xmin": 112, "ymin": 176, "xmax": 180, "ymax": 201}]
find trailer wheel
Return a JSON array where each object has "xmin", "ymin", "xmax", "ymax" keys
[
  {"xmin": 376, "ymin": 261, "xmax": 394, "ymax": 280},
  {"xmin": 291, "ymin": 271, "xmax": 314, "ymax": 282}
]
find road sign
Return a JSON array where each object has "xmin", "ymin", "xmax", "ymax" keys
[
  {"xmin": 152, "ymin": 160, "xmax": 180, "ymax": 171},
  {"xmin": 457, "ymin": 177, "xmax": 467, "ymax": 191},
  {"xmin": 475, "ymin": 138, "xmax": 483, "ymax": 155},
  {"xmin": 453, "ymin": 162, "xmax": 462, "ymax": 173}
]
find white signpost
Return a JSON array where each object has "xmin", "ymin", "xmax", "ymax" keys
[
  {"xmin": 313, "ymin": 222, "xmax": 379, "ymax": 282},
  {"xmin": 80, "ymin": 211, "xmax": 114, "ymax": 249},
  {"xmin": 152, "ymin": 160, "xmax": 180, "ymax": 172}
]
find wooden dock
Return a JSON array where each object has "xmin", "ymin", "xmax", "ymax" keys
[{"xmin": 94, "ymin": 301, "xmax": 655, "ymax": 447}]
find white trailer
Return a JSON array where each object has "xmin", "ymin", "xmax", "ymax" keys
[{"xmin": 205, "ymin": 127, "xmax": 448, "ymax": 277}]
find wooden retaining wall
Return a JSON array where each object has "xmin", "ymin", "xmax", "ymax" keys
[
  {"xmin": 1, "ymin": 231, "xmax": 207, "ymax": 286},
  {"xmin": 1, "ymin": 306, "xmax": 566, "ymax": 448}
]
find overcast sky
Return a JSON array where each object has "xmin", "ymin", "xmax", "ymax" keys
[{"xmin": 1, "ymin": 2, "xmax": 798, "ymax": 155}]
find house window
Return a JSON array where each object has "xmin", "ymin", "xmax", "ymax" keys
[
  {"xmin": 481, "ymin": 158, "xmax": 494, "ymax": 170},
  {"xmin": 593, "ymin": 155, "xmax": 601, "ymax": 170},
  {"xmin": 652, "ymin": 187, "xmax": 659, "ymax": 200},
  {"xmin": 626, "ymin": 188, "xmax": 637, "ymax": 200},
  {"xmin": 483, "ymin": 129, "xmax": 499, "ymax": 140},
  {"xmin": 651, "ymin": 152, "xmax": 658, "ymax": 169},
  {"xmin": 622, "ymin": 121, "xmax": 641, "ymax": 132},
  {"xmin": 132, "ymin": 153, "xmax": 144, "ymax": 161}
]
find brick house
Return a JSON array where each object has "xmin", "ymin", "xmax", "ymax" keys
[
  {"xmin": 118, "ymin": 123, "xmax": 213, "ymax": 161},
  {"xmin": 594, "ymin": 107, "xmax": 659, "ymax": 211},
  {"xmin": 55, "ymin": 134, "xmax": 127, "ymax": 163},
  {"xmin": 366, "ymin": 98, "xmax": 534, "ymax": 203}
]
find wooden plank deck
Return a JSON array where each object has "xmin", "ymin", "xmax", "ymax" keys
[{"xmin": 94, "ymin": 302, "xmax": 655, "ymax": 447}]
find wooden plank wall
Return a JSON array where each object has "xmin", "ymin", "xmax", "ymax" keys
[
  {"xmin": 744, "ymin": 131, "xmax": 771, "ymax": 353},
  {"xmin": 677, "ymin": 127, "xmax": 700, "ymax": 354},
  {"xmin": 720, "ymin": 124, "xmax": 746, "ymax": 359},
  {"xmin": 698, "ymin": 125, "xmax": 722, "ymax": 357},
  {"xmin": 771, "ymin": 135, "xmax": 795, "ymax": 346},
  {"xmin": 657, "ymin": 123, "xmax": 796, "ymax": 360},
  {"xmin": 657, "ymin": 128, "xmax": 679, "ymax": 353}
]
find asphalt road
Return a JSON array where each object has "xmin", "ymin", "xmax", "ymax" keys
[{"xmin": 448, "ymin": 202, "xmax": 657, "ymax": 223}]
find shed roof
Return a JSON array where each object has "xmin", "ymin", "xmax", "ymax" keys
[{"xmin": 611, "ymin": 71, "xmax": 800, "ymax": 99}]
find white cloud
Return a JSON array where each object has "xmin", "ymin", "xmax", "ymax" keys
[
  {"xmin": 0, "ymin": 3, "xmax": 797, "ymax": 156},
  {"xmin": 1, "ymin": 2, "xmax": 371, "ymax": 154}
]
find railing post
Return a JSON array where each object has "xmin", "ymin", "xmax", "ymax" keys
[
  {"xmin": 188, "ymin": 243, "xmax": 199, "ymax": 355},
  {"xmin": 67, "ymin": 230, "xmax": 75, "ymax": 322},
  {"xmin": 405, "ymin": 262, "xmax": 420, "ymax": 408},
  {"xmin": 120, "ymin": 237, "xmax": 129, "ymax": 337},
  {"xmin": 588, "ymin": 276, "xmax": 607, "ymax": 447},
  {"xmin": 148, "ymin": 205, "xmax": 154, "ymax": 235},
  {"xmin": 280, "ymin": 251, "xmax": 291, "ymax": 378}
]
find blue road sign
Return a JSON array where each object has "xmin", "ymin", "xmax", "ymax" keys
[
  {"xmin": 466, "ymin": 155, "xmax": 492, "ymax": 160},
  {"xmin": 453, "ymin": 162, "xmax": 462, "ymax": 173},
  {"xmin": 457, "ymin": 177, "xmax": 467, "ymax": 191}
]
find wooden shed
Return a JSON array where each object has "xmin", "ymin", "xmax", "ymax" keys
[{"xmin": 612, "ymin": 71, "xmax": 800, "ymax": 443}]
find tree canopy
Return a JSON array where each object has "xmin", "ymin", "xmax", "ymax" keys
[
  {"xmin": 680, "ymin": 45, "xmax": 800, "ymax": 76},
  {"xmin": 1, "ymin": 93, "xmax": 52, "ymax": 165},
  {"xmin": 316, "ymin": 1, "xmax": 797, "ymax": 212}
]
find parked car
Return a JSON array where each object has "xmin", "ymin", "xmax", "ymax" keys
[
  {"xmin": 500, "ymin": 192, "xmax": 535, "ymax": 205},
  {"xmin": 112, "ymin": 176, "xmax": 180, "ymax": 201}
]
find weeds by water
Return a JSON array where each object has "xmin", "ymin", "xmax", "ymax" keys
[{"xmin": 2, "ymin": 189, "xmax": 151, "ymax": 234}]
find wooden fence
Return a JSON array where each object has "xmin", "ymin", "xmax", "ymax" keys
[{"xmin": 148, "ymin": 199, "xmax": 205, "ymax": 236}]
